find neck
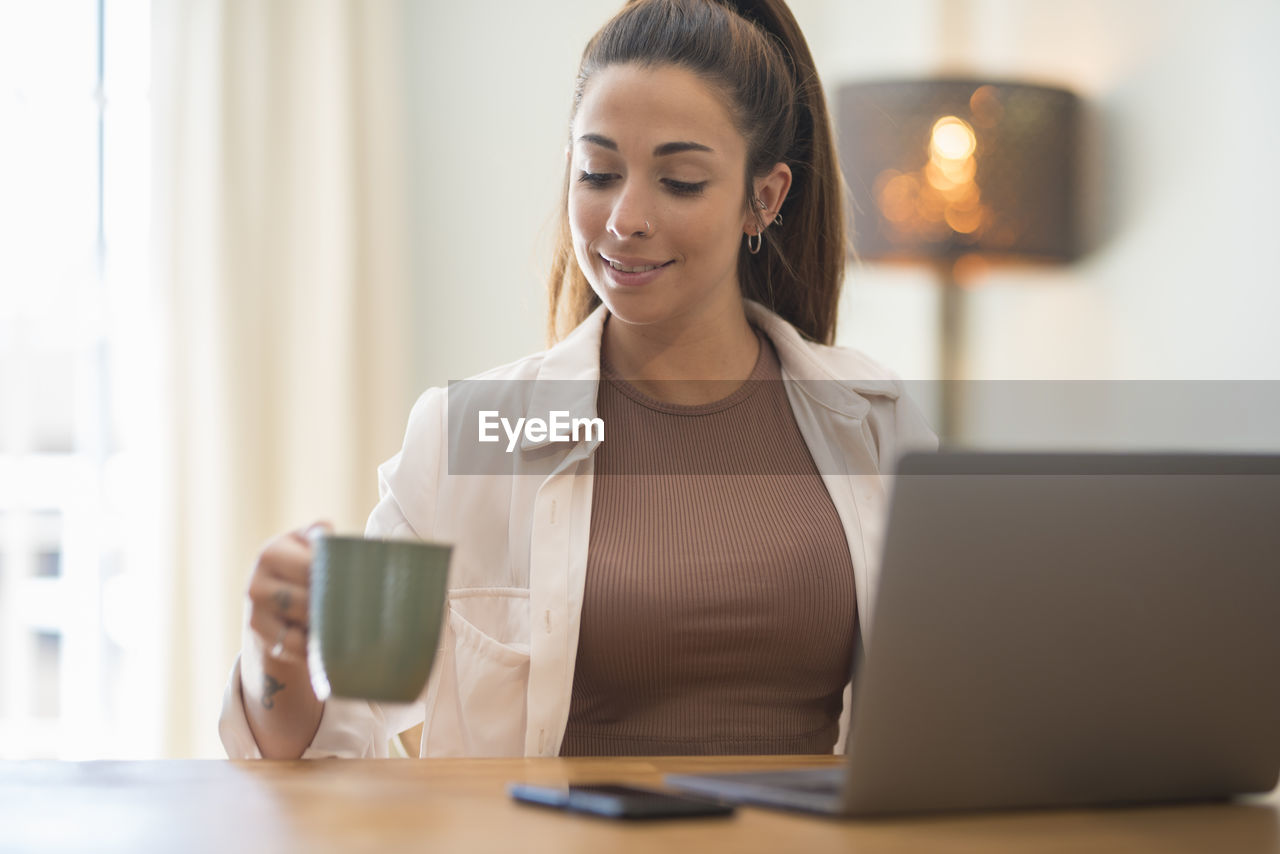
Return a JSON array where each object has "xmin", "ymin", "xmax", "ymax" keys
[{"xmin": 601, "ymin": 299, "xmax": 760, "ymax": 405}]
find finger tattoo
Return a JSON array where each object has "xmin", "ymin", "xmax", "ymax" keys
[{"xmin": 271, "ymin": 589, "xmax": 292, "ymax": 616}]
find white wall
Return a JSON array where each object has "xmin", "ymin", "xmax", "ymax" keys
[
  {"xmin": 403, "ymin": 0, "xmax": 621, "ymax": 391},
  {"xmin": 803, "ymin": 0, "xmax": 1280, "ymax": 449},
  {"xmin": 404, "ymin": 0, "xmax": 1280, "ymax": 448},
  {"xmin": 965, "ymin": 0, "xmax": 1279, "ymax": 384}
]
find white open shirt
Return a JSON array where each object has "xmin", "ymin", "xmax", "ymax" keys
[{"xmin": 219, "ymin": 300, "xmax": 938, "ymax": 758}]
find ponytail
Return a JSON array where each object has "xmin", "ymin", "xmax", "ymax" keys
[{"xmin": 548, "ymin": 0, "xmax": 848, "ymax": 345}]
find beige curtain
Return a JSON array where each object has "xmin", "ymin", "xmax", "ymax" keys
[{"xmin": 152, "ymin": 0, "xmax": 413, "ymax": 758}]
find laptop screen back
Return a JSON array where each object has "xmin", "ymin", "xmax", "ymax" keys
[{"xmin": 842, "ymin": 452, "xmax": 1280, "ymax": 815}]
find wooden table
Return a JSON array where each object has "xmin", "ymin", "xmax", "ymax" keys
[{"xmin": 3, "ymin": 756, "xmax": 1277, "ymax": 853}]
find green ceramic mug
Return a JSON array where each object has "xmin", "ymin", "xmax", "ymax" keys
[{"xmin": 307, "ymin": 535, "xmax": 452, "ymax": 703}]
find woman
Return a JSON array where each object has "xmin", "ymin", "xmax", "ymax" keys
[{"xmin": 220, "ymin": 0, "xmax": 936, "ymax": 760}]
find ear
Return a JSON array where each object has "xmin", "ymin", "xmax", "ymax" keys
[{"xmin": 743, "ymin": 162, "xmax": 793, "ymax": 235}]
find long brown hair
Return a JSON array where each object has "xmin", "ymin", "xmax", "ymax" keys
[{"xmin": 546, "ymin": 0, "xmax": 847, "ymax": 345}]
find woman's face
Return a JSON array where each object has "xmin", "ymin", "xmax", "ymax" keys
[{"xmin": 568, "ymin": 63, "xmax": 763, "ymax": 331}]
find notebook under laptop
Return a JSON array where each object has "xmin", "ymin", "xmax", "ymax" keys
[{"xmin": 666, "ymin": 452, "xmax": 1280, "ymax": 816}]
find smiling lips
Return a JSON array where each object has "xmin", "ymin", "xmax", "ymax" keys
[
  {"xmin": 604, "ymin": 254, "xmax": 671, "ymax": 272},
  {"xmin": 600, "ymin": 253, "xmax": 673, "ymax": 286}
]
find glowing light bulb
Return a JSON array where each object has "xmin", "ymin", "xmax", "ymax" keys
[{"xmin": 930, "ymin": 116, "xmax": 977, "ymax": 162}]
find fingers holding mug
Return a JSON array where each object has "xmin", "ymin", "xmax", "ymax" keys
[
  {"xmin": 249, "ymin": 608, "xmax": 308, "ymax": 663},
  {"xmin": 268, "ymin": 577, "xmax": 310, "ymax": 629},
  {"xmin": 248, "ymin": 569, "xmax": 310, "ymax": 626}
]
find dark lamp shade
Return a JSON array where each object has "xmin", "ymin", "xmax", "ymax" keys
[{"xmin": 837, "ymin": 79, "xmax": 1082, "ymax": 264}]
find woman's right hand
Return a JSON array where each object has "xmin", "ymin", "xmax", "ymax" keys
[
  {"xmin": 240, "ymin": 521, "xmax": 331, "ymax": 757},
  {"xmin": 245, "ymin": 521, "xmax": 331, "ymax": 666}
]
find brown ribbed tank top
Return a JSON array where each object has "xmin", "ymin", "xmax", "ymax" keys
[{"xmin": 558, "ymin": 328, "xmax": 857, "ymax": 756}]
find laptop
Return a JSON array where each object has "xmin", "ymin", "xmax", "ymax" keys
[{"xmin": 666, "ymin": 451, "xmax": 1280, "ymax": 816}]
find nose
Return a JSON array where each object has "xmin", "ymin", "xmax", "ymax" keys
[{"xmin": 605, "ymin": 181, "xmax": 653, "ymax": 239}]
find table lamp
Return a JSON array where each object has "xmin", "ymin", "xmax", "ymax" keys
[{"xmin": 836, "ymin": 79, "xmax": 1082, "ymax": 441}]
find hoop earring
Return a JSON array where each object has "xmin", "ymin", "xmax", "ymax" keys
[{"xmin": 748, "ymin": 195, "xmax": 766, "ymax": 254}]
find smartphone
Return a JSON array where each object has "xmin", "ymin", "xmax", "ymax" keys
[{"xmin": 508, "ymin": 782, "xmax": 735, "ymax": 820}]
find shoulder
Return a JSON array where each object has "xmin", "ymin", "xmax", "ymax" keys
[
  {"xmin": 746, "ymin": 301, "xmax": 938, "ymax": 459},
  {"xmin": 411, "ymin": 304, "xmax": 607, "ymax": 435},
  {"xmin": 377, "ymin": 350, "xmax": 557, "ymax": 535},
  {"xmin": 794, "ymin": 338, "xmax": 908, "ymax": 399},
  {"xmin": 801, "ymin": 338, "xmax": 939, "ymax": 464},
  {"xmin": 455, "ymin": 350, "xmax": 551, "ymax": 384},
  {"xmin": 403, "ymin": 349, "xmax": 550, "ymax": 423},
  {"xmin": 746, "ymin": 300, "xmax": 904, "ymax": 399}
]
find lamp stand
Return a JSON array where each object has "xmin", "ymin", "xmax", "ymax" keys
[{"xmin": 936, "ymin": 259, "xmax": 965, "ymax": 446}]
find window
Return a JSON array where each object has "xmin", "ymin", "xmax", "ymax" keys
[{"xmin": 0, "ymin": 0, "xmax": 159, "ymax": 759}]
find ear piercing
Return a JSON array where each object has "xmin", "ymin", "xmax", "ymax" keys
[
  {"xmin": 748, "ymin": 197, "xmax": 782, "ymax": 254},
  {"xmin": 753, "ymin": 197, "xmax": 783, "ymax": 225}
]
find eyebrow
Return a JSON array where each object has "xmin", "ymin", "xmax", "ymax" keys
[{"xmin": 578, "ymin": 134, "xmax": 714, "ymax": 157}]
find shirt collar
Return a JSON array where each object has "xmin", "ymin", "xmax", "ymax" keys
[
  {"xmin": 520, "ymin": 300, "xmax": 897, "ymax": 450},
  {"xmin": 742, "ymin": 300, "xmax": 900, "ymax": 420},
  {"xmin": 520, "ymin": 304, "xmax": 607, "ymax": 450}
]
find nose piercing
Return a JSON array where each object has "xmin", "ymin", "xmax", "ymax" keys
[{"xmin": 641, "ymin": 220, "xmax": 651, "ymax": 235}]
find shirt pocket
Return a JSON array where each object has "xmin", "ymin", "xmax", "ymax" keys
[{"xmin": 428, "ymin": 587, "xmax": 530, "ymax": 756}]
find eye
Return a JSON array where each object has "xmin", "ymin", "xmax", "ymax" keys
[
  {"xmin": 577, "ymin": 171, "xmax": 617, "ymax": 188},
  {"xmin": 664, "ymin": 179, "xmax": 708, "ymax": 197}
]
